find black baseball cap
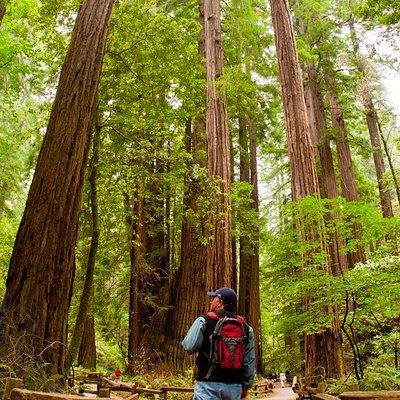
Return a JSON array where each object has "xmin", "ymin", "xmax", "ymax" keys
[{"xmin": 207, "ymin": 287, "xmax": 237, "ymax": 305}]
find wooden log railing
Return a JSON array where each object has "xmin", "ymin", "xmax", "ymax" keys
[
  {"xmin": 4, "ymin": 378, "xmax": 23, "ymax": 400},
  {"xmin": 160, "ymin": 386, "xmax": 194, "ymax": 400},
  {"xmin": 253, "ymin": 380, "xmax": 274, "ymax": 396},
  {"xmin": 10, "ymin": 389, "xmax": 110, "ymax": 400},
  {"xmin": 339, "ymin": 392, "xmax": 400, "ymax": 399},
  {"xmin": 314, "ymin": 394, "xmax": 340, "ymax": 400},
  {"xmin": 101, "ymin": 377, "xmax": 194, "ymax": 399}
]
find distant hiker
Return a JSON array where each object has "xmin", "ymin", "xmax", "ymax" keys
[
  {"xmin": 279, "ymin": 372, "xmax": 286, "ymax": 388},
  {"xmin": 113, "ymin": 367, "xmax": 122, "ymax": 381},
  {"xmin": 182, "ymin": 287, "xmax": 255, "ymax": 400}
]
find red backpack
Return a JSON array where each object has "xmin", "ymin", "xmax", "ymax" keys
[{"xmin": 205, "ymin": 312, "xmax": 247, "ymax": 378}]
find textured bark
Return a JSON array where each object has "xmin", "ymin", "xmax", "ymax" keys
[
  {"xmin": 269, "ymin": 0, "xmax": 319, "ymax": 199},
  {"xmin": 238, "ymin": 117, "xmax": 251, "ymax": 318},
  {"xmin": 248, "ymin": 120, "xmax": 263, "ymax": 374},
  {"xmin": 349, "ymin": 21, "xmax": 394, "ymax": 218},
  {"xmin": 237, "ymin": 117, "xmax": 262, "ymax": 373},
  {"xmin": 269, "ymin": 0, "xmax": 344, "ymax": 378},
  {"xmin": 364, "ymin": 99, "xmax": 393, "ymax": 217},
  {"xmin": 230, "ymin": 130, "xmax": 238, "ymax": 292},
  {"xmin": 77, "ymin": 314, "xmax": 96, "ymax": 369},
  {"xmin": 0, "ymin": 0, "xmax": 113, "ymax": 376},
  {"xmin": 68, "ymin": 118, "xmax": 101, "ymax": 367},
  {"xmin": 165, "ymin": 119, "xmax": 208, "ymax": 372},
  {"xmin": 126, "ymin": 188, "xmax": 147, "ymax": 375},
  {"xmin": 138, "ymin": 159, "xmax": 170, "ymax": 363},
  {"xmin": 325, "ymin": 71, "xmax": 366, "ymax": 267},
  {"xmin": 203, "ymin": 0, "xmax": 233, "ymax": 290},
  {"xmin": 303, "ymin": 64, "xmax": 348, "ymax": 275},
  {"xmin": 165, "ymin": 0, "xmax": 232, "ymax": 372}
]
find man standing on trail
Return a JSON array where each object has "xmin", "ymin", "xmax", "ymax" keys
[{"xmin": 182, "ymin": 287, "xmax": 255, "ymax": 400}]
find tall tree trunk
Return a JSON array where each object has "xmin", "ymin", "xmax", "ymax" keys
[
  {"xmin": 303, "ymin": 63, "xmax": 348, "ymax": 275},
  {"xmin": 238, "ymin": 117, "xmax": 251, "ymax": 317},
  {"xmin": 165, "ymin": 119, "xmax": 208, "ymax": 372},
  {"xmin": 139, "ymin": 158, "xmax": 170, "ymax": 363},
  {"xmin": 364, "ymin": 98, "xmax": 393, "ymax": 217},
  {"xmin": 77, "ymin": 314, "xmax": 96, "ymax": 369},
  {"xmin": 237, "ymin": 118, "xmax": 262, "ymax": 373},
  {"xmin": 68, "ymin": 116, "xmax": 101, "ymax": 368},
  {"xmin": 126, "ymin": 187, "xmax": 147, "ymax": 375},
  {"xmin": 0, "ymin": 0, "xmax": 113, "ymax": 376},
  {"xmin": 349, "ymin": 20, "xmax": 394, "ymax": 218},
  {"xmin": 165, "ymin": 0, "xmax": 232, "ymax": 372},
  {"xmin": 248, "ymin": 119, "xmax": 263, "ymax": 374},
  {"xmin": 268, "ymin": 0, "xmax": 344, "ymax": 378},
  {"xmin": 324, "ymin": 71, "xmax": 366, "ymax": 267},
  {"xmin": 203, "ymin": 0, "xmax": 233, "ymax": 291},
  {"xmin": 230, "ymin": 128, "xmax": 238, "ymax": 292}
]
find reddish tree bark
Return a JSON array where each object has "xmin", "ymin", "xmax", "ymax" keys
[
  {"xmin": 68, "ymin": 116, "xmax": 101, "ymax": 368},
  {"xmin": 248, "ymin": 119, "xmax": 263, "ymax": 374},
  {"xmin": 324, "ymin": 71, "xmax": 366, "ymax": 267},
  {"xmin": 165, "ymin": 119, "xmax": 208, "ymax": 372},
  {"xmin": 203, "ymin": 0, "xmax": 233, "ymax": 291},
  {"xmin": 165, "ymin": 0, "xmax": 233, "ymax": 373},
  {"xmin": 0, "ymin": 0, "xmax": 113, "ymax": 375},
  {"xmin": 237, "ymin": 117, "xmax": 262, "ymax": 373},
  {"xmin": 77, "ymin": 314, "xmax": 96, "ymax": 370},
  {"xmin": 349, "ymin": 20, "xmax": 394, "ymax": 218},
  {"xmin": 125, "ymin": 188, "xmax": 147, "ymax": 375},
  {"xmin": 238, "ymin": 118, "xmax": 251, "ymax": 318},
  {"xmin": 303, "ymin": 63, "xmax": 348, "ymax": 275},
  {"xmin": 269, "ymin": 0, "xmax": 344, "ymax": 378}
]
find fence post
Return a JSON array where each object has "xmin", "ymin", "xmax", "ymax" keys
[{"xmin": 4, "ymin": 378, "xmax": 23, "ymax": 400}]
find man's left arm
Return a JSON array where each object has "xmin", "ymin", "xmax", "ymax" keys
[{"xmin": 242, "ymin": 326, "xmax": 256, "ymax": 392}]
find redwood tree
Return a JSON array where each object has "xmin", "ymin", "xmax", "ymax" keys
[
  {"xmin": 77, "ymin": 314, "xmax": 96, "ymax": 369},
  {"xmin": 303, "ymin": 62, "xmax": 348, "ymax": 275},
  {"xmin": 203, "ymin": 0, "xmax": 233, "ymax": 291},
  {"xmin": 268, "ymin": 0, "xmax": 344, "ymax": 378},
  {"xmin": 165, "ymin": 0, "xmax": 233, "ymax": 371},
  {"xmin": 165, "ymin": 118, "xmax": 209, "ymax": 372},
  {"xmin": 0, "ymin": 0, "xmax": 113, "ymax": 375},
  {"xmin": 68, "ymin": 117, "xmax": 101, "ymax": 367},
  {"xmin": 324, "ymin": 70, "xmax": 366, "ymax": 267},
  {"xmin": 349, "ymin": 20, "xmax": 394, "ymax": 218}
]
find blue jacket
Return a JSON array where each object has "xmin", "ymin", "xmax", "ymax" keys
[{"xmin": 182, "ymin": 312, "xmax": 255, "ymax": 390}]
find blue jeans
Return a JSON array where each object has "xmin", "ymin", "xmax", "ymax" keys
[{"xmin": 194, "ymin": 381, "xmax": 243, "ymax": 400}]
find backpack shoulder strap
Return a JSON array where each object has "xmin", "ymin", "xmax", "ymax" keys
[
  {"xmin": 236, "ymin": 315, "xmax": 245, "ymax": 324},
  {"xmin": 206, "ymin": 311, "xmax": 219, "ymax": 320}
]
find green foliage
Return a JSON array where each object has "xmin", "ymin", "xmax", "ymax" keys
[
  {"xmin": 263, "ymin": 195, "xmax": 400, "ymax": 343},
  {"xmin": 355, "ymin": 0, "xmax": 400, "ymax": 26},
  {"xmin": 360, "ymin": 365, "xmax": 400, "ymax": 390}
]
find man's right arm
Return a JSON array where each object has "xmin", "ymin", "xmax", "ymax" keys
[{"xmin": 181, "ymin": 316, "xmax": 206, "ymax": 354}]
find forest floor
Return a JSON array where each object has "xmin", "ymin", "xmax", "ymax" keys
[{"xmin": 261, "ymin": 386, "xmax": 299, "ymax": 399}]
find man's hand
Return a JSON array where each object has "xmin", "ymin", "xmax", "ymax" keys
[{"xmin": 241, "ymin": 389, "xmax": 248, "ymax": 399}]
